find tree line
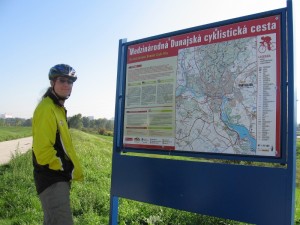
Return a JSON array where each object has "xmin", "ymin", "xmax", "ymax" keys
[
  {"xmin": 68, "ymin": 114, "xmax": 114, "ymax": 136},
  {"xmin": 0, "ymin": 118, "xmax": 32, "ymax": 127},
  {"xmin": 0, "ymin": 114, "xmax": 114, "ymax": 136}
]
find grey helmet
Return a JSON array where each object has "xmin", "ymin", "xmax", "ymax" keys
[{"xmin": 48, "ymin": 64, "xmax": 77, "ymax": 82}]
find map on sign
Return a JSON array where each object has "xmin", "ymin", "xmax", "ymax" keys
[
  {"xmin": 175, "ymin": 38, "xmax": 257, "ymax": 155},
  {"xmin": 123, "ymin": 15, "xmax": 281, "ymax": 157}
]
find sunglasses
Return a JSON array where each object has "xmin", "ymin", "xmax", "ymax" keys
[{"xmin": 56, "ymin": 78, "xmax": 74, "ymax": 85}]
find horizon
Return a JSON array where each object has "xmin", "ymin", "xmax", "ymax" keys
[
  {"xmin": 0, "ymin": 112, "xmax": 114, "ymax": 120},
  {"xmin": 0, "ymin": 0, "xmax": 298, "ymax": 122}
]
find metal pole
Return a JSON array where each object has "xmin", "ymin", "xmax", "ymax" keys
[{"xmin": 286, "ymin": 0, "xmax": 296, "ymax": 224}]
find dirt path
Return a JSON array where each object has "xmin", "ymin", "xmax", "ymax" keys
[{"xmin": 0, "ymin": 137, "xmax": 32, "ymax": 165}]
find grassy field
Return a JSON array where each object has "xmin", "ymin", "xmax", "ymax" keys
[
  {"xmin": 0, "ymin": 128, "xmax": 299, "ymax": 224},
  {"xmin": 0, "ymin": 126, "xmax": 32, "ymax": 142}
]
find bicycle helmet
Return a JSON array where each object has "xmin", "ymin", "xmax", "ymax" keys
[{"xmin": 48, "ymin": 64, "xmax": 77, "ymax": 82}]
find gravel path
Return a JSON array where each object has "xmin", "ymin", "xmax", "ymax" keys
[{"xmin": 0, "ymin": 137, "xmax": 32, "ymax": 165}]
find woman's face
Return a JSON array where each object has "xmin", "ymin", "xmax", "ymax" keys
[{"xmin": 53, "ymin": 77, "xmax": 74, "ymax": 99}]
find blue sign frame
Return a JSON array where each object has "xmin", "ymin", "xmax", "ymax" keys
[{"xmin": 109, "ymin": 1, "xmax": 296, "ymax": 224}]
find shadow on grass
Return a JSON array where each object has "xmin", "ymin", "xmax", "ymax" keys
[{"xmin": 0, "ymin": 164, "xmax": 11, "ymax": 176}]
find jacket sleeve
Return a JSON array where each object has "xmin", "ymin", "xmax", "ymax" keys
[{"xmin": 33, "ymin": 105, "xmax": 63, "ymax": 171}]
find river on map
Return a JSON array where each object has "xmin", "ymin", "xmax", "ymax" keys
[{"xmin": 220, "ymin": 97, "xmax": 256, "ymax": 152}]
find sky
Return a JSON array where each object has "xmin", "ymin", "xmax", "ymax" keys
[{"xmin": 0, "ymin": 0, "xmax": 298, "ymax": 122}]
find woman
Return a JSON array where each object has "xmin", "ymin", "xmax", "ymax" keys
[{"xmin": 32, "ymin": 64, "xmax": 84, "ymax": 225}]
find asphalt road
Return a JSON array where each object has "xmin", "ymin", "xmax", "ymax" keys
[{"xmin": 0, "ymin": 137, "xmax": 32, "ymax": 165}]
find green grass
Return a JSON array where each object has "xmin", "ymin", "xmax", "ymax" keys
[
  {"xmin": 0, "ymin": 129, "xmax": 299, "ymax": 224},
  {"xmin": 0, "ymin": 126, "xmax": 32, "ymax": 142}
]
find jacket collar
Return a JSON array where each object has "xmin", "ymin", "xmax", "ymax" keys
[{"xmin": 47, "ymin": 90, "xmax": 64, "ymax": 107}]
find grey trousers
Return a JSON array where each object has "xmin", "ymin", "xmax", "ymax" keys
[{"xmin": 39, "ymin": 181, "xmax": 73, "ymax": 225}]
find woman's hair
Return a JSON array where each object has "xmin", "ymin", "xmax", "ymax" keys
[{"xmin": 42, "ymin": 87, "xmax": 52, "ymax": 99}]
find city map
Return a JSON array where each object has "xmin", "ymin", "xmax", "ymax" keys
[{"xmin": 175, "ymin": 37, "xmax": 258, "ymax": 155}]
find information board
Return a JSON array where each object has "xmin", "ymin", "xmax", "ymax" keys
[{"xmin": 123, "ymin": 15, "xmax": 281, "ymax": 157}]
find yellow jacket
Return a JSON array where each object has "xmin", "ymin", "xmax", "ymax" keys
[{"xmin": 32, "ymin": 90, "xmax": 83, "ymax": 194}]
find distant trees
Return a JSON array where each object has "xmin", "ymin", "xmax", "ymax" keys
[
  {"xmin": 68, "ymin": 114, "xmax": 83, "ymax": 129},
  {"xmin": 68, "ymin": 114, "xmax": 114, "ymax": 136},
  {"xmin": 0, "ymin": 118, "xmax": 32, "ymax": 127},
  {"xmin": 0, "ymin": 114, "xmax": 114, "ymax": 136}
]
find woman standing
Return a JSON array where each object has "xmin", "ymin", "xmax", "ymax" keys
[{"xmin": 32, "ymin": 64, "xmax": 84, "ymax": 225}]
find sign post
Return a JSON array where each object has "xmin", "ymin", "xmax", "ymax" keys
[{"xmin": 109, "ymin": 2, "xmax": 296, "ymax": 224}]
